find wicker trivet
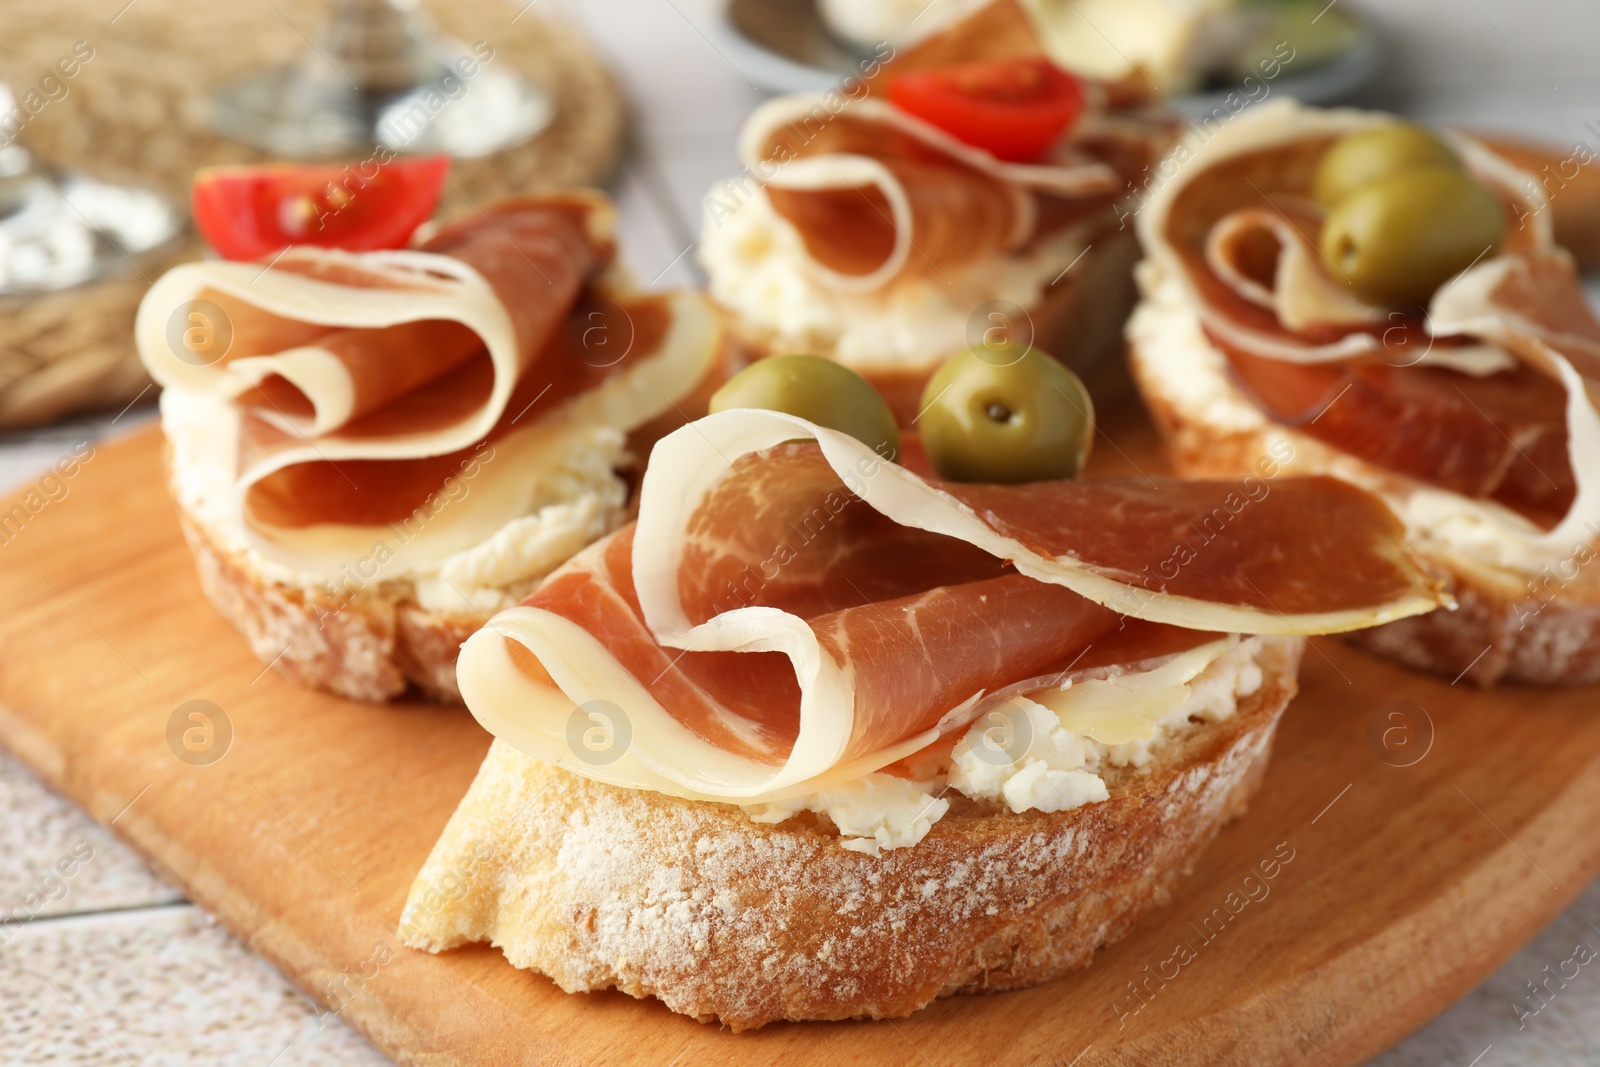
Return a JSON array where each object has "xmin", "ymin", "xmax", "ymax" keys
[{"xmin": 0, "ymin": 0, "xmax": 625, "ymax": 431}]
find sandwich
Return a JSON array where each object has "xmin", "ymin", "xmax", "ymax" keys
[
  {"xmin": 400, "ymin": 377, "xmax": 1441, "ymax": 1027},
  {"xmin": 1128, "ymin": 99, "xmax": 1600, "ymax": 685},
  {"xmin": 699, "ymin": 0, "xmax": 1179, "ymax": 423},
  {"xmin": 135, "ymin": 184, "xmax": 728, "ymax": 702}
]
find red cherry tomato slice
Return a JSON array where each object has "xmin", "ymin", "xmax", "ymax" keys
[
  {"xmin": 887, "ymin": 59, "xmax": 1085, "ymax": 164},
  {"xmin": 191, "ymin": 155, "xmax": 450, "ymax": 261}
]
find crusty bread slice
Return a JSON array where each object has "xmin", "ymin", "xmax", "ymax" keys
[
  {"xmin": 1127, "ymin": 329, "xmax": 1600, "ymax": 687},
  {"xmin": 399, "ymin": 636, "xmax": 1302, "ymax": 1030},
  {"xmin": 174, "ymin": 503, "xmax": 482, "ymax": 704}
]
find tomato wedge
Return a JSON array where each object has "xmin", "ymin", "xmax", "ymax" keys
[
  {"xmin": 191, "ymin": 156, "xmax": 450, "ymax": 261},
  {"xmin": 887, "ymin": 59, "xmax": 1085, "ymax": 164}
]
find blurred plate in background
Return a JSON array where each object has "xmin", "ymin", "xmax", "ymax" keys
[{"xmin": 717, "ymin": 0, "xmax": 1383, "ymax": 112}]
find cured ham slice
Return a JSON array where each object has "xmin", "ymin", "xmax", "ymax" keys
[
  {"xmin": 1203, "ymin": 207, "xmax": 1385, "ymax": 333},
  {"xmin": 457, "ymin": 409, "xmax": 1439, "ymax": 804},
  {"xmin": 136, "ymin": 193, "xmax": 727, "ymax": 578},
  {"xmin": 737, "ymin": 87, "xmax": 1170, "ymax": 291},
  {"xmin": 1225, "ymin": 349, "xmax": 1574, "ymax": 522},
  {"xmin": 1426, "ymin": 251, "xmax": 1600, "ymax": 544},
  {"xmin": 144, "ymin": 195, "xmax": 610, "ymax": 441},
  {"xmin": 1137, "ymin": 100, "xmax": 1600, "ymax": 546},
  {"xmin": 1430, "ymin": 251, "xmax": 1600, "ymax": 381}
]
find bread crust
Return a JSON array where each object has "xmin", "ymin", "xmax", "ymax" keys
[
  {"xmin": 176, "ymin": 508, "xmax": 480, "ymax": 704},
  {"xmin": 1127, "ymin": 338, "xmax": 1600, "ymax": 687},
  {"xmin": 400, "ymin": 637, "xmax": 1302, "ymax": 1030}
]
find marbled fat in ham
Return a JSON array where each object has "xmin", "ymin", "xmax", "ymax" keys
[{"xmin": 455, "ymin": 410, "xmax": 1440, "ymax": 803}]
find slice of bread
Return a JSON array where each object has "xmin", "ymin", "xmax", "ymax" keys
[
  {"xmin": 158, "ymin": 277, "xmax": 732, "ymax": 705},
  {"xmin": 174, "ymin": 502, "xmax": 482, "ymax": 704},
  {"xmin": 169, "ymin": 415, "xmax": 666, "ymax": 705},
  {"xmin": 163, "ymin": 396, "xmax": 648, "ymax": 705},
  {"xmin": 399, "ymin": 635, "xmax": 1302, "ymax": 1030},
  {"xmin": 1127, "ymin": 300, "xmax": 1600, "ymax": 687}
]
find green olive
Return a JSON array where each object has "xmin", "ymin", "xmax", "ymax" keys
[
  {"xmin": 1313, "ymin": 124, "xmax": 1461, "ymax": 209},
  {"xmin": 710, "ymin": 354, "xmax": 900, "ymax": 460},
  {"xmin": 1320, "ymin": 167, "xmax": 1505, "ymax": 308},
  {"xmin": 917, "ymin": 345, "xmax": 1093, "ymax": 484}
]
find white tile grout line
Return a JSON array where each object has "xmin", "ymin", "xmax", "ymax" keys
[{"xmin": 3, "ymin": 900, "xmax": 198, "ymax": 936}]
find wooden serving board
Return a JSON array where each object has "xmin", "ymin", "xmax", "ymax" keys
[{"xmin": 3, "ymin": 407, "xmax": 1599, "ymax": 1066}]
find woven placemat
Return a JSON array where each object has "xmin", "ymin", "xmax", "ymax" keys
[{"xmin": 0, "ymin": 0, "xmax": 625, "ymax": 431}]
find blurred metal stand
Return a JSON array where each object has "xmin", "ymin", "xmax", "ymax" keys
[
  {"xmin": 209, "ymin": 0, "xmax": 553, "ymax": 158},
  {"xmin": 0, "ymin": 85, "xmax": 179, "ymax": 295}
]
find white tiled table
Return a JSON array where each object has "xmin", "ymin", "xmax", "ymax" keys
[{"xmin": 2, "ymin": 1, "xmax": 1597, "ymax": 1062}]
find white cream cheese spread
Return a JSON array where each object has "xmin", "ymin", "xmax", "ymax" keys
[
  {"xmin": 164, "ymin": 389, "xmax": 634, "ymax": 615},
  {"xmin": 699, "ymin": 187, "xmax": 1094, "ymax": 373},
  {"xmin": 741, "ymin": 636, "xmax": 1266, "ymax": 855}
]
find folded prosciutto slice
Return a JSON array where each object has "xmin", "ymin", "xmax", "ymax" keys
[
  {"xmin": 735, "ymin": 83, "xmax": 1168, "ymax": 293},
  {"xmin": 724, "ymin": 0, "xmax": 1174, "ymax": 291},
  {"xmin": 700, "ymin": 3, "xmax": 1180, "ymax": 426},
  {"xmin": 1136, "ymin": 101, "xmax": 1600, "ymax": 554},
  {"xmin": 457, "ymin": 410, "xmax": 1439, "ymax": 804},
  {"xmin": 135, "ymin": 193, "xmax": 726, "ymax": 579}
]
